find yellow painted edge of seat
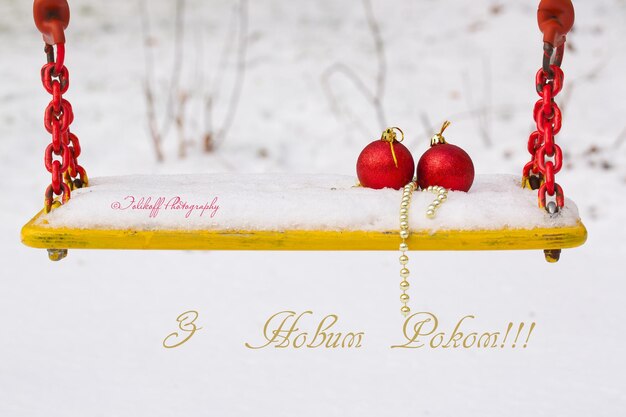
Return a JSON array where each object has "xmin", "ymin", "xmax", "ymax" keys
[{"xmin": 21, "ymin": 209, "xmax": 587, "ymax": 251}]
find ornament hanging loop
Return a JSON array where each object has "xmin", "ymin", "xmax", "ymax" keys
[
  {"xmin": 381, "ymin": 127, "xmax": 405, "ymax": 143},
  {"xmin": 430, "ymin": 120, "xmax": 451, "ymax": 146},
  {"xmin": 380, "ymin": 127, "xmax": 404, "ymax": 168}
]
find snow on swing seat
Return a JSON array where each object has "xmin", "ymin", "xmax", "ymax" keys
[{"xmin": 21, "ymin": 173, "xmax": 587, "ymax": 251}]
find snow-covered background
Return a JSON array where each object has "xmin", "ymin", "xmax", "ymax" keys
[{"xmin": 1, "ymin": 0, "xmax": 625, "ymax": 415}]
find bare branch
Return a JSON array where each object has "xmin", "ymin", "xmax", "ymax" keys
[
  {"xmin": 481, "ymin": 57, "xmax": 493, "ymax": 146},
  {"xmin": 363, "ymin": 0, "xmax": 387, "ymax": 128},
  {"xmin": 139, "ymin": 0, "xmax": 164, "ymax": 162},
  {"xmin": 143, "ymin": 80, "xmax": 165, "ymax": 162},
  {"xmin": 139, "ymin": 0, "xmax": 188, "ymax": 161},
  {"xmin": 322, "ymin": 63, "xmax": 377, "ymax": 105},
  {"xmin": 161, "ymin": 0, "xmax": 186, "ymax": 137},
  {"xmin": 614, "ymin": 126, "xmax": 626, "ymax": 150},
  {"xmin": 210, "ymin": 4, "xmax": 240, "ymax": 100},
  {"xmin": 560, "ymin": 58, "xmax": 606, "ymax": 114},
  {"xmin": 176, "ymin": 92, "xmax": 189, "ymax": 158},
  {"xmin": 140, "ymin": 0, "xmax": 250, "ymax": 157},
  {"xmin": 462, "ymin": 66, "xmax": 492, "ymax": 148},
  {"xmin": 320, "ymin": 68, "xmax": 372, "ymax": 139},
  {"xmin": 215, "ymin": 0, "xmax": 249, "ymax": 147},
  {"xmin": 321, "ymin": 0, "xmax": 388, "ymax": 131},
  {"xmin": 419, "ymin": 112, "xmax": 433, "ymax": 136},
  {"xmin": 203, "ymin": 96, "xmax": 214, "ymax": 152}
]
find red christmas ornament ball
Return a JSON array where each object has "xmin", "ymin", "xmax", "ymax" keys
[
  {"xmin": 357, "ymin": 140, "xmax": 415, "ymax": 190},
  {"xmin": 417, "ymin": 143, "xmax": 474, "ymax": 192}
]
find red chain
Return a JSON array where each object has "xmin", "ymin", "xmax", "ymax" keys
[
  {"xmin": 523, "ymin": 65, "xmax": 565, "ymax": 210},
  {"xmin": 41, "ymin": 43, "xmax": 88, "ymax": 213},
  {"xmin": 523, "ymin": 0, "xmax": 574, "ymax": 212},
  {"xmin": 34, "ymin": 0, "xmax": 87, "ymax": 213}
]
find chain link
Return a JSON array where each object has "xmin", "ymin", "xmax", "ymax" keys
[
  {"xmin": 523, "ymin": 62, "xmax": 565, "ymax": 212},
  {"xmin": 41, "ymin": 43, "xmax": 88, "ymax": 213},
  {"xmin": 523, "ymin": 0, "xmax": 574, "ymax": 213}
]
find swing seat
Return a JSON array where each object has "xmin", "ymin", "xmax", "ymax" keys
[{"xmin": 21, "ymin": 173, "xmax": 587, "ymax": 254}]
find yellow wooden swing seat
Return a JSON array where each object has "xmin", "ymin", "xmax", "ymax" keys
[
  {"xmin": 21, "ymin": 214, "xmax": 586, "ymax": 252},
  {"xmin": 21, "ymin": 173, "xmax": 587, "ymax": 260}
]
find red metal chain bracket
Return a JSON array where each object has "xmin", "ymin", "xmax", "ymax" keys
[
  {"xmin": 33, "ymin": 0, "xmax": 70, "ymax": 45},
  {"xmin": 537, "ymin": 0, "xmax": 575, "ymax": 49},
  {"xmin": 34, "ymin": 0, "xmax": 88, "ymax": 214},
  {"xmin": 538, "ymin": 0, "xmax": 573, "ymax": 77},
  {"xmin": 523, "ymin": 0, "xmax": 574, "ymax": 214}
]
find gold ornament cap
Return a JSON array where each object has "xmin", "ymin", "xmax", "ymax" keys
[{"xmin": 430, "ymin": 121, "xmax": 451, "ymax": 146}]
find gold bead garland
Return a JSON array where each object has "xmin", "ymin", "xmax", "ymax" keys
[
  {"xmin": 398, "ymin": 177, "xmax": 417, "ymax": 316},
  {"xmin": 398, "ymin": 180, "xmax": 449, "ymax": 316},
  {"xmin": 425, "ymin": 185, "xmax": 449, "ymax": 218}
]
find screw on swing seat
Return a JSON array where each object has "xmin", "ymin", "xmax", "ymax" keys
[
  {"xmin": 47, "ymin": 249, "xmax": 68, "ymax": 261},
  {"xmin": 544, "ymin": 249, "xmax": 561, "ymax": 263}
]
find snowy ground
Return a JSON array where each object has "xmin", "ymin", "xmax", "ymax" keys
[{"xmin": 1, "ymin": 0, "xmax": 625, "ymax": 416}]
